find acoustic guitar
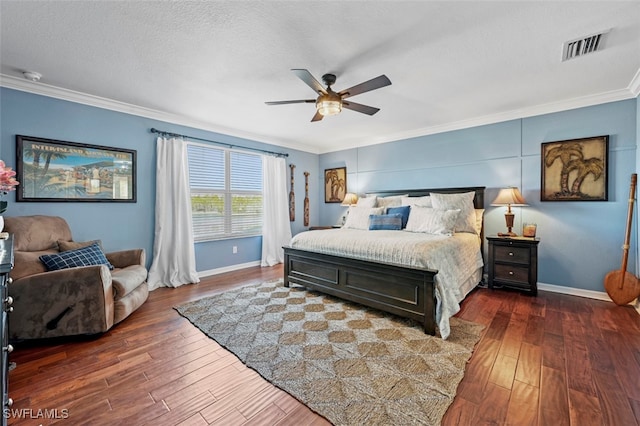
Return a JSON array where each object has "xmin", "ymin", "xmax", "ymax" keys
[{"xmin": 604, "ymin": 173, "xmax": 640, "ymax": 305}]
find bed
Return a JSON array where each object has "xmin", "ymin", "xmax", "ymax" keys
[{"xmin": 283, "ymin": 186, "xmax": 485, "ymax": 339}]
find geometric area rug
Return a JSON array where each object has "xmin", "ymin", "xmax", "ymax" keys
[{"xmin": 175, "ymin": 279, "xmax": 484, "ymax": 426}]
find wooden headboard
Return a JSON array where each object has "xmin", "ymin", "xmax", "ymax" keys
[
  {"xmin": 366, "ymin": 186, "xmax": 486, "ymax": 247},
  {"xmin": 366, "ymin": 186, "xmax": 486, "ymax": 209}
]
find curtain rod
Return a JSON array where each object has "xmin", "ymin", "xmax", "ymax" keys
[{"xmin": 150, "ymin": 128, "xmax": 288, "ymax": 158}]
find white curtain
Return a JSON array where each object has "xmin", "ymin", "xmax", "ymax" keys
[
  {"xmin": 261, "ymin": 156, "xmax": 292, "ymax": 266},
  {"xmin": 147, "ymin": 136, "xmax": 200, "ymax": 290}
]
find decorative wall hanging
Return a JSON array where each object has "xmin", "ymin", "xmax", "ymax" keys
[
  {"xmin": 303, "ymin": 171, "xmax": 310, "ymax": 226},
  {"xmin": 541, "ymin": 135, "xmax": 608, "ymax": 201},
  {"xmin": 604, "ymin": 173, "xmax": 640, "ymax": 305},
  {"xmin": 289, "ymin": 164, "xmax": 295, "ymax": 221},
  {"xmin": 16, "ymin": 135, "xmax": 136, "ymax": 202},
  {"xmin": 324, "ymin": 167, "xmax": 346, "ymax": 203}
]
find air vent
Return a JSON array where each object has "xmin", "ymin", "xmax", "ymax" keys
[{"xmin": 562, "ymin": 29, "xmax": 610, "ymax": 61}]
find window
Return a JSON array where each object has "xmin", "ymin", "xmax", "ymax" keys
[{"xmin": 187, "ymin": 143, "xmax": 263, "ymax": 241}]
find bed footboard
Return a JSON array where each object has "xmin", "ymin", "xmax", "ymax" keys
[{"xmin": 283, "ymin": 247, "xmax": 438, "ymax": 335}]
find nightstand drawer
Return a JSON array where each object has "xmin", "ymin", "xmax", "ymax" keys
[
  {"xmin": 487, "ymin": 236, "xmax": 539, "ymax": 296},
  {"xmin": 494, "ymin": 264, "xmax": 530, "ymax": 284},
  {"xmin": 494, "ymin": 245, "xmax": 529, "ymax": 264}
]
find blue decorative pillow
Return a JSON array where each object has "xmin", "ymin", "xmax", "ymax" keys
[
  {"xmin": 387, "ymin": 205, "xmax": 411, "ymax": 229},
  {"xmin": 369, "ymin": 213, "xmax": 403, "ymax": 230},
  {"xmin": 40, "ymin": 242, "xmax": 114, "ymax": 271}
]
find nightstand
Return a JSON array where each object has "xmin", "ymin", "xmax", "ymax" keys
[{"xmin": 487, "ymin": 236, "xmax": 540, "ymax": 296}]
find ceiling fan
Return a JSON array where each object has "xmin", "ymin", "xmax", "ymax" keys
[{"xmin": 265, "ymin": 69, "xmax": 392, "ymax": 122}]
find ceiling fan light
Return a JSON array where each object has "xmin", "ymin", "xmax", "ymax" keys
[{"xmin": 317, "ymin": 100, "xmax": 342, "ymax": 116}]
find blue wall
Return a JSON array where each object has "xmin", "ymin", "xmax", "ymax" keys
[
  {"xmin": 319, "ymin": 99, "xmax": 638, "ymax": 293},
  {"xmin": 2, "ymin": 87, "xmax": 638, "ymax": 293},
  {"xmin": 0, "ymin": 88, "xmax": 318, "ymax": 273}
]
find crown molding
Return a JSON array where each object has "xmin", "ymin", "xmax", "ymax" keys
[
  {"xmin": 2, "ymin": 73, "xmax": 637, "ymax": 156},
  {"xmin": 629, "ymin": 67, "xmax": 640, "ymax": 97},
  {"xmin": 318, "ymin": 86, "xmax": 639, "ymax": 153},
  {"xmin": 0, "ymin": 74, "xmax": 321, "ymax": 155}
]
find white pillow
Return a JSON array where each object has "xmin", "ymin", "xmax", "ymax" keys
[
  {"xmin": 356, "ymin": 196, "xmax": 377, "ymax": 208},
  {"xmin": 375, "ymin": 194, "xmax": 407, "ymax": 209},
  {"xmin": 430, "ymin": 192, "xmax": 476, "ymax": 234},
  {"xmin": 401, "ymin": 195, "xmax": 432, "ymax": 208},
  {"xmin": 405, "ymin": 207, "xmax": 460, "ymax": 236},
  {"xmin": 474, "ymin": 209, "xmax": 485, "ymax": 235},
  {"xmin": 343, "ymin": 206, "xmax": 384, "ymax": 230}
]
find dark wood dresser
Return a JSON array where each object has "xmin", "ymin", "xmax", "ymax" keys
[
  {"xmin": 0, "ymin": 235, "xmax": 14, "ymax": 425},
  {"xmin": 487, "ymin": 236, "xmax": 539, "ymax": 295}
]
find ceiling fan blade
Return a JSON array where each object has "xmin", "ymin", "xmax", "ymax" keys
[
  {"xmin": 265, "ymin": 100, "xmax": 315, "ymax": 105},
  {"xmin": 292, "ymin": 69, "xmax": 328, "ymax": 95},
  {"xmin": 342, "ymin": 100, "xmax": 380, "ymax": 116},
  {"xmin": 338, "ymin": 75, "xmax": 391, "ymax": 99},
  {"xmin": 311, "ymin": 110, "xmax": 324, "ymax": 122}
]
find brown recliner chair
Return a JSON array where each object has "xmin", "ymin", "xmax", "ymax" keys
[{"xmin": 4, "ymin": 215, "xmax": 149, "ymax": 340}]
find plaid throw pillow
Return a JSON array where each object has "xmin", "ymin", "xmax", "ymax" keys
[
  {"xmin": 368, "ymin": 213, "xmax": 403, "ymax": 230},
  {"xmin": 387, "ymin": 205, "xmax": 411, "ymax": 229},
  {"xmin": 40, "ymin": 242, "xmax": 113, "ymax": 271}
]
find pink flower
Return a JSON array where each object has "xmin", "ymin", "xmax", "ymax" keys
[
  {"xmin": 0, "ymin": 160, "xmax": 19, "ymax": 193},
  {"xmin": 0, "ymin": 160, "xmax": 19, "ymax": 214}
]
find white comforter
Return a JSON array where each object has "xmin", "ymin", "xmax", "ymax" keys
[{"xmin": 289, "ymin": 229, "xmax": 483, "ymax": 339}]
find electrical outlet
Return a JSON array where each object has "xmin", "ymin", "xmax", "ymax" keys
[{"xmin": 232, "ymin": 246, "xmax": 238, "ymax": 254}]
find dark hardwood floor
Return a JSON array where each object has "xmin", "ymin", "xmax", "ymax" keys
[{"xmin": 7, "ymin": 265, "xmax": 640, "ymax": 425}]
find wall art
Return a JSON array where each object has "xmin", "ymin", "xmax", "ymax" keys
[
  {"xmin": 289, "ymin": 163, "xmax": 295, "ymax": 221},
  {"xmin": 324, "ymin": 167, "xmax": 346, "ymax": 203},
  {"xmin": 303, "ymin": 171, "xmax": 310, "ymax": 226},
  {"xmin": 541, "ymin": 135, "xmax": 608, "ymax": 201},
  {"xmin": 16, "ymin": 135, "xmax": 136, "ymax": 202}
]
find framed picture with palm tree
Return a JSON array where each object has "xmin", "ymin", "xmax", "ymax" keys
[
  {"xmin": 16, "ymin": 135, "xmax": 136, "ymax": 202},
  {"xmin": 541, "ymin": 135, "xmax": 608, "ymax": 201},
  {"xmin": 324, "ymin": 167, "xmax": 346, "ymax": 203}
]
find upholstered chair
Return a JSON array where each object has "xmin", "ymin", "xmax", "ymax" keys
[{"xmin": 4, "ymin": 215, "xmax": 149, "ymax": 340}]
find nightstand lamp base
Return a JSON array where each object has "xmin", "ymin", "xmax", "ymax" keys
[
  {"xmin": 498, "ymin": 211, "xmax": 518, "ymax": 237},
  {"xmin": 491, "ymin": 187, "xmax": 528, "ymax": 238}
]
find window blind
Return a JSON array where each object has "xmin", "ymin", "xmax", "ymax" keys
[{"xmin": 187, "ymin": 144, "xmax": 263, "ymax": 241}]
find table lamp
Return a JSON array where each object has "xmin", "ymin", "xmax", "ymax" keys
[
  {"xmin": 341, "ymin": 193, "xmax": 358, "ymax": 206},
  {"xmin": 491, "ymin": 187, "xmax": 528, "ymax": 237},
  {"xmin": 339, "ymin": 193, "xmax": 358, "ymax": 225}
]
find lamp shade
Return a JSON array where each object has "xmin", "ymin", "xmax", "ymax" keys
[
  {"xmin": 316, "ymin": 92, "xmax": 343, "ymax": 116},
  {"xmin": 491, "ymin": 187, "xmax": 528, "ymax": 206},
  {"xmin": 317, "ymin": 100, "xmax": 342, "ymax": 116},
  {"xmin": 492, "ymin": 187, "xmax": 527, "ymax": 237},
  {"xmin": 341, "ymin": 193, "xmax": 358, "ymax": 206}
]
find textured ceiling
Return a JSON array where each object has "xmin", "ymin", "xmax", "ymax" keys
[{"xmin": 1, "ymin": 1, "xmax": 639, "ymax": 154}]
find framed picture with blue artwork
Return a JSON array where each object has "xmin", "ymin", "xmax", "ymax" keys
[{"xmin": 16, "ymin": 135, "xmax": 136, "ymax": 202}]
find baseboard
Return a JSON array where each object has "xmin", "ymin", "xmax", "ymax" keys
[
  {"xmin": 538, "ymin": 282, "xmax": 639, "ymax": 312},
  {"xmin": 194, "ymin": 268, "xmax": 640, "ymax": 314},
  {"xmin": 482, "ymin": 276, "xmax": 615, "ymax": 303},
  {"xmin": 483, "ymin": 280, "xmax": 639, "ymax": 313},
  {"xmin": 537, "ymin": 282, "xmax": 612, "ymax": 301},
  {"xmin": 198, "ymin": 261, "xmax": 261, "ymax": 278}
]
